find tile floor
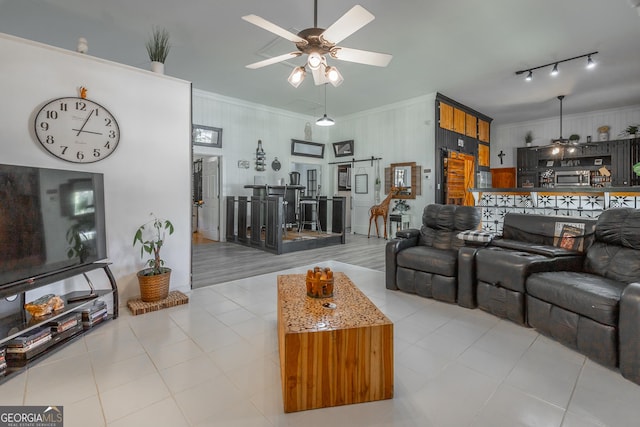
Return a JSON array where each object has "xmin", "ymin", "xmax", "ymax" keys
[{"xmin": 2, "ymin": 261, "xmax": 640, "ymax": 426}]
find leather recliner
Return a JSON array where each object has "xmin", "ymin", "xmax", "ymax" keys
[
  {"xmin": 525, "ymin": 208, "xmax": 640, "ymax": 384},
  {"xmin": 385, "ymin": 204, "xmax": 481, "ymax": 303}
]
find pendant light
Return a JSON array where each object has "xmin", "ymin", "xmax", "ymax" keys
[{"xmin": 316, "ymin": 84, "xmax": 335, "ymax": 127}]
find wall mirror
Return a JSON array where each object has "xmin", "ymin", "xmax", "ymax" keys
[
  {"xmin": 291, "ymin": 139, "xmax": 325, "ymax": 158},
  {"xmin": 385, "ymin": 162, "xmax": 420, "ymax": 199}
]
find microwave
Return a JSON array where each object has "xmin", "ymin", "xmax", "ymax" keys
[{"xmin": 555, "ymin": 170, "xmax": 590, "ymax": 186}]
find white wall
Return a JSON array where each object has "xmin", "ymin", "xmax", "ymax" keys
[
  {"xmin": 330, "ymin": 94, "xmax": 437, "ymax": 230},
  {"xmin": 493, "ymin": 105, "xmax": 640, "ymax": 168},
  {"xmin": 1, "ymin": 33, "xmax": 192, "ymax": 303}
]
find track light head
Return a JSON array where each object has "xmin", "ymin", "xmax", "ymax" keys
[
  {"xmin": 586, "ymin": 55, "xmax": 596, "ymax": 69},
  {"xmin": 551, "ymin": 63, "xmax": 559, "ymax": 76},
  {"xmin": 525, "ymin": 70, "xmax": 533, "ymax": 81}
]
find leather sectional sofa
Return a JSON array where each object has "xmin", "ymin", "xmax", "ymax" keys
[{"xmin": 385, "ymin": 205, "xmax": 640, "ymax": 385}]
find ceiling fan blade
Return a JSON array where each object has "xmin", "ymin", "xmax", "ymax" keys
[
  {"xmin": 312, "ymin": 66, "xmax": 329, "ymax": 85},
  {"xmin": 246, "ymin": 52, "xmax": 301, "ymax": 69},
  {"xmin": 242, "ymin": 14, "xmax": 307, "ymax": 44},
  {"xmin": 321, "ymin": 5, "xmax": 374, "ymax": 44},
  {"xmin": 331, "ymin": 47, "xmax": 392, "ymax": 67}
]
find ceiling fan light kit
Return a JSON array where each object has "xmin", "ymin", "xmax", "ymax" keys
[
  {"xmin": 516, "ymin": 51, "xmax": 598, "ymax": 81},
  {"xmin": 288, "ymin": 66, "xmax": 306, "ymax": 88},
  {"xmin": 243, "ymin": 1, "xmax": 392, "ymax": 88}
]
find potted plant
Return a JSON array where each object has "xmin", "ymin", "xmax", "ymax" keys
[
  {"xmin": 525, "ymin": 131, "xmax": 533, "ymax": 147},
  {"xmin": 620, "ymin": 125, "xmax": 640, "ymax": 139},
  {"xmin": 569, "ymin": 134, "xmax": 580, "ymax": 144},
  {"xmin": 133, "ymin": 213, "xmax": 174, "ymax": 302},
  {"xmin": 145, "ymin": 26, "xmax": 170, "ymax": 74}
]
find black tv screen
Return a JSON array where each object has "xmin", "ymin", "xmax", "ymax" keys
[{"xmin": 0, "ymin": 163, "xmax": 107, "ymax": 288}]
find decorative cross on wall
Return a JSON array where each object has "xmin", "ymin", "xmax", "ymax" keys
[{"xmin": 498, "ymin": 150, "xmax": 505, "ymax": 165}]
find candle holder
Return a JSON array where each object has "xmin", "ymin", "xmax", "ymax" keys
[{"xmin": 306, "ymin": 266, "xmax": 334, "ymax": 298}]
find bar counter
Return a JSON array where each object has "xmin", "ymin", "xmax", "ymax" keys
[{"xmin": 470, "ymin": 186, "xmax": 640, "ymax": 233}]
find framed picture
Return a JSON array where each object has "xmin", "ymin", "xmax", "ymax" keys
[
  {"xmin": 332, "ymin": 140, "xmax": 354, "ymax": 157},
  {"xmin": 594, "ymin": 158, "xmax": 603, "ymax": 166},
  {"xmin": 192, "ymin": 125, "xmax": 222, "ymax": 148},
  {"xmin": 291, "ymin": 139, "xmax": 325, "ymax": 158},
  {"xmin": 355, "ymin": 174, "xmax": 368, "ymax": 194}
]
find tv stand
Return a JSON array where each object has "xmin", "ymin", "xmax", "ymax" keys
[{"xmin": 0, "ymin": 263, "xmax": 118, "ymax": 384}]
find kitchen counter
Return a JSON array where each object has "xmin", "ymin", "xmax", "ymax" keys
[{"xmin": 469, "ymin": 187, "xmax": 640, "ymax": 233}]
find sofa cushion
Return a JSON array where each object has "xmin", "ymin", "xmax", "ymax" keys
[
  {"xmin": 526, "ymin": 271, "xmax": 628, "ymax": 327},
  {"xmin": 396, "ymin": 246, "xmax": 457, "ymax": 277},
  {"xmin": 501, "ymin": 213, "xmax": 596, "ymax": 252},
  {"xmin": 595, "ymin": 208, "xmax": 640, "ymax": 249},
  {"xmin": 585, "ymin": 242, "xmax": 640, "ymax": 284}
]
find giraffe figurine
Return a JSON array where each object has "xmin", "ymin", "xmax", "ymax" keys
[{"xmin": 368, "ymin": 186, "xmax": 401, "ymax": 239}]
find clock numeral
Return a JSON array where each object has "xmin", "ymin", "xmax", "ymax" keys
[
  {"xmin": 75, "ymin": 101, "xmax": 87, "ymax": 111},
  {"xmin": 46, "ymin": 110, "xmax": 58, "ymax": 120},
  {"xmin": 108, "ymin": 130, "xmax": 117, "ymax": 139},
  {"xmin": 76, "ymin": 151, "xmax": 85, "ymax": 160},
  {"xmin": 104, "ymin": 118, "xmax": 112, "ymax": 127},
  {"xmin": 60, "ymin": 146, "xmax": 68, "ymax": 155},
  {"xmin": 104, "ymin": 141, "xmax": 111, "ymax": 149},
  {"xmin": 93, "ymin": 149, "xmax": 101, "ymax": 157},
  {"xmin": 45, "ymin": 135, "xmax": 55, "ymax": 144},
  {"xmin": 59, "ymin": 102, "xmax": 68, "ymax": 111},
  {"xmin": 39, "ymin": 122, "xmax": 49, "ymax": 131}
]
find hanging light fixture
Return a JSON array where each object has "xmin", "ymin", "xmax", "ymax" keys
[
  {"xmin": 316, "ymin": 84, "xmax": 335, "ymax": 127},
  {"xmin": 288, "ymin": 66, "xmax": 306, "ymax": 88},
  {"xmin": 307, "ymin": 52, "xmax": 323, "ymax": 70},
  {"xmin": 515, "ymin": 51, "xmax": 598, "ymax": 81}
]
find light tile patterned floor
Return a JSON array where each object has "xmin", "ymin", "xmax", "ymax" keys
[{"xmin": 2, "ymin": 261, "xmax": 640, "ymax": 426}]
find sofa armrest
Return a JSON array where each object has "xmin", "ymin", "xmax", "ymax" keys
[
  {"xmin": 458, "ymin": 246, "xmax": 480, "ymax": 308},
  {"xmin": 620, "ymin": 282, "xmax": 640, "ymax": 385},
  {"xmin": 396, "ymin": 228, "xmax": 420, "ymax": 239},
  {"xmin": 385, "ymin": 236, "xmax": 418, "ymax": 290}
]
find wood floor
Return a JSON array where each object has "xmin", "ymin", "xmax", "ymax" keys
[{"xmin": 191, "ymin": 233, "xmax": 388, "ymax": 289}]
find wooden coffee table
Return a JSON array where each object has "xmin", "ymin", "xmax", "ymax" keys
[{"xmin": 277, "ymin": 272, "xmax": 393, "ymax": 413}]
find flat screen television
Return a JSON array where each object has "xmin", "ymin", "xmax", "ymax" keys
[{"xmin": 0, "ymin": 163, "xmax": 107, "ymax": 289}]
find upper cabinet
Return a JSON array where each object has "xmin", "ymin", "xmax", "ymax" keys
[
  {"xmin": 465, "ymin": 114, "xmax": 477, "ymax": 138},
  {"xmin": 478, "ymin": 119, "xmax": 490, "ymax": 143},
  {"xmin": 439, "ymin": 102, "xmax": 454, "ymax": 130},
  {"xmin": 453, "ymin": 108, "xmax": 466, "ymax": 134}
]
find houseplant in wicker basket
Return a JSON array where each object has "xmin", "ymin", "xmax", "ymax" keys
[{"xmin": 133, "ymin": 213, "xmax": 174, "ymax": 302}]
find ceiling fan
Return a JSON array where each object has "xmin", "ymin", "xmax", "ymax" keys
[
  {"xmin": 541, "ymin": 95, "xmax": 596, "ymax": 150},
  {"xmin": 242, "ymin": 0, "xmax": 392, "ymax": 87}
]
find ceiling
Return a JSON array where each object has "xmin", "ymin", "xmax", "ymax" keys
[{"xmin": 2, "ymin": 0, "xmax": 640, "ymax": 125}]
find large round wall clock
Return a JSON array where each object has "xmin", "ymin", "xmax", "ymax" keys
[{"xmin": 34, "ymin": 96, "xmax": 120, "ymax": 163}]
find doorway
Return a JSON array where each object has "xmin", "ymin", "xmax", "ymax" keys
[{"xmin": 193, "ymin": 155, "xmax": 221, "ymax": 242}]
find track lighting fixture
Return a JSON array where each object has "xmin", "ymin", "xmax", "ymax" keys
[
  {"xmin": 515, "ymin": 51, "xmax": 598, "ymax": 81},
  {"xmin": 288, "ymin": 66, "xmax": 306, "ymax": 88}
]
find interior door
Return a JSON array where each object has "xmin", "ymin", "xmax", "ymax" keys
[
  {"xmin": 200, "ymin": 156, "xmax": 220, "ymax": 241},
  {"xmin": 350, "ymin": 164, "xmax": 375, "ymax": 235}
]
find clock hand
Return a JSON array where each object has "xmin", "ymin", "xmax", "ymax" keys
[
  {"xmin": 71, "ymin": 129, "xmax": 103, "ymax": 136},
  {"xmin": 75, "ymin": 109, "xmax": 95, "ymax": 136}
]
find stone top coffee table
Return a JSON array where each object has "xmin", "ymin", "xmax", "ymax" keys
[{"xmin": 277, "ymin": 272, "xmax": 394, "ymax": 413}]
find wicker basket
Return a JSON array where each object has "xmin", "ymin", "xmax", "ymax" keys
[{"xmin": 137, "ymin": 268, "xmax": 171, "ymax": 302}]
